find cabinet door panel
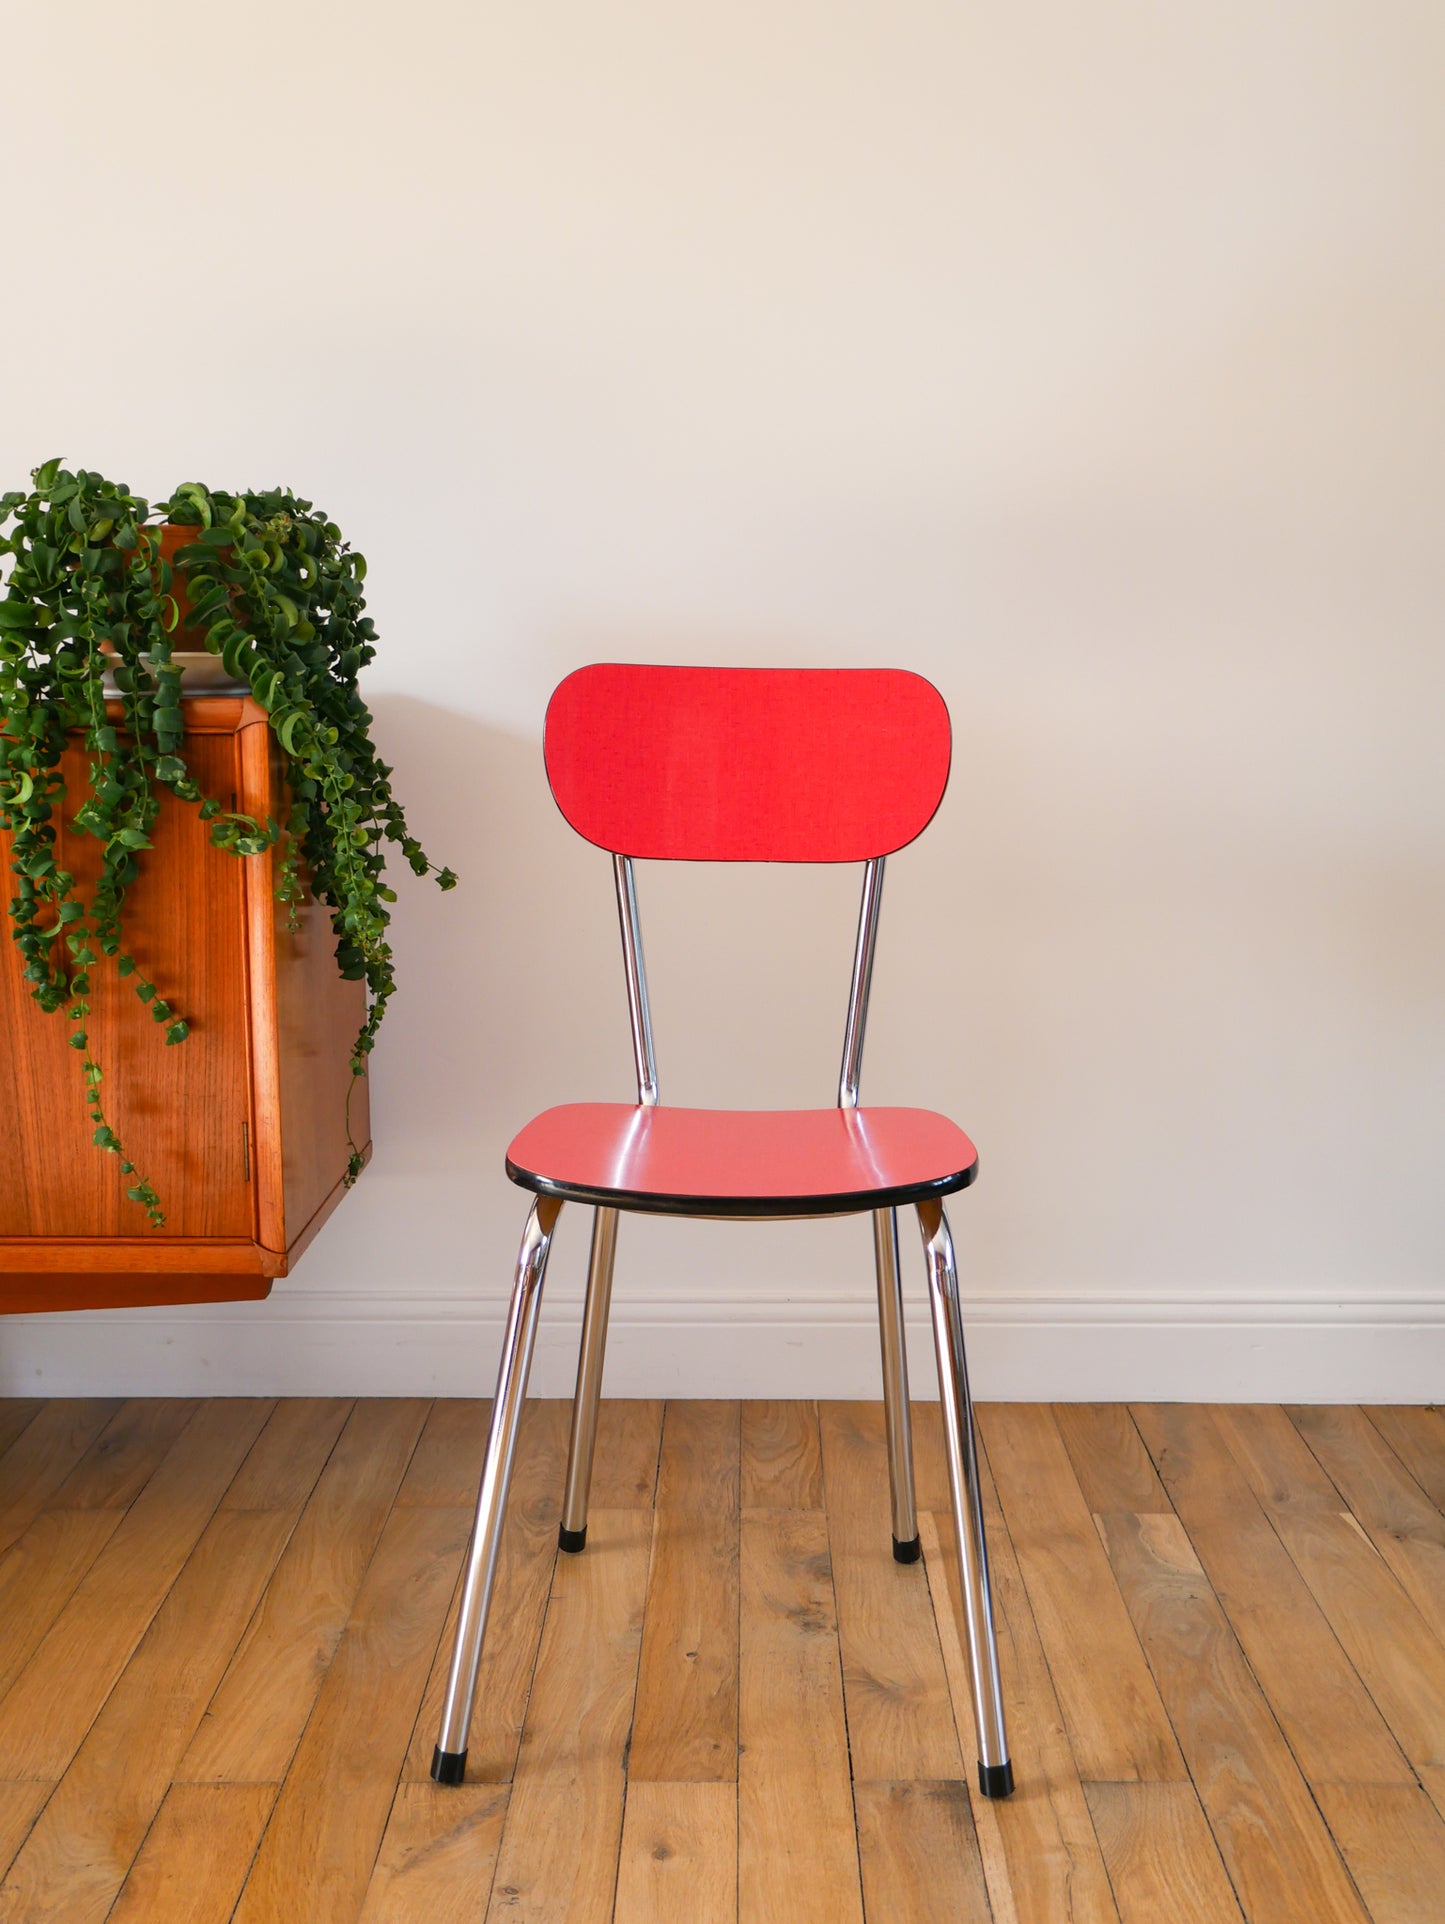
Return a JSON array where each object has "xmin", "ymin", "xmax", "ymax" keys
[{"xmin": 0, "ymin": 726, "xmax": 254, "ymax": 1240}]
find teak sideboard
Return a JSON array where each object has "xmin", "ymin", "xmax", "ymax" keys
[{"xmin": 0, "ymin": 695, "xmax": 368, "ymax": 1312}]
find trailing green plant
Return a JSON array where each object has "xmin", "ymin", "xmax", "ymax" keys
[{"xmin": 0, "ymin": 460, "xmax": 455, "ymax": 1224}]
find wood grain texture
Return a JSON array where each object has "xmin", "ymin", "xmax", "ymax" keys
[
  {"xmin": 741, "ymin": 1399, "xmax": 824, "ymax": 1508},
  {"xmin": 1289, "ymin": 1402, "xmax": 1445, "ymax": 1631},
  {"xmin": 1364, "ymin": 1405, "xmax": 1445, "ymax": 1513},
  {"xmin": 1095, "ymin": 1510, "xmax": 1369, "ymax": 1924},
  {"xmin": 0, "ymin": 1397, "xmax": 271, "ymax": 1781},
  {"xmin": 908, "ymin": 1401, "xmax": 952, "ymax": 1513},
  {"xmin": 182, "ymin": 1396, "xmax": 429, "ymax": 1784},
  {"xmin": 360, "ymin": 1783, "xmax": 509, "ymax": 1922},
  {"xmin": 738, "ymin": 1508, "xmax": 863, "ymax": 1924},
  {"xmin": 1, "ymin": 697, "xmax": 368, "ymax": 1308},
  {"xmin": 979, "ymin": 1403, "xmax": 1185, "ymax": 1783},
  {"xmin": 0, "ymin": 1399, "xmax": 122, "ymax": 1554},
  {"xmin": 395, "ymin": 1396, "xmax": 492, "ymax": 1508},
  {"xmin": 487, "ymin": 1508, "xmax": 651, "ymax": 1922},
  {"xmin": 1, "ymin": 1397, "xmax": 1439, "ymax": 1922},
  {"xmin": 244, "ymin": 712, "xmax": 371, "ymax": 1256},
  {"xmin": 587, "ymin": 1398, "xmax": 665, "ymax": 1507},
  {"xmin": 232, "ymin": 1502, "xmax": 470, "ymax": 1923},
  {"xmin": 403, "ymin": 1398, "xmax": 571, "ymax": 1784},
  {"xmin": 0, "ymin": 1507, "xmax": 295, "ymax": 1923},
  {"xmin": 819, "ymin": 1401, "xmax": 961, "ymax": 1781},
  {"xmin": 1213, "ymin": 1403, "xmax": 1445, "ymax": 1796},
  {"xmin": 0, "ymin": 1787, "xmax": 48, "ymax": 1885},
  {"xmin": 853, "ymin": 1780, "xmax": 991, "ymax": 1924},
  {"xmin": 0, "ymin": 1404, "xmax": 40, "ymax": 1462},
  {"xmin": 1054, "ymin": 1403, "xmax": 1170, "ymax": 1514},
  {"xmin": 615, "ymin": 1781, "xmax": 737, "ymax": 1924},
  {"xmin": 107, "ymin": 1784, "xmax": 276, "ymax": 1924},
  {"xmin": 0, "ymin": 720, "xmax": 253, "ymax": 1245},
  {"xmin": 1133, "ymin": 1402, "xmax": 1413, "ymax": 1786},
  {"xmin": 219, "ymin": 1394, "xmax": 352, "ymax": 1513},
  {"xmin": 631, "ymin": 1400, "xmax": 740, "ymax": 1782},
  {"xmin": 1083, "ymin": 1784, "xmax": 1242, "ymax": 1924},
  {"xmin": 1314, "ymin": 1783, "xmax": 1445, "ymax": 1924},
  {"xmin": 0, "ymin": 1509, "xmax": 123, "ymax": 1703},
  {"xmin": 47, "ymin": 1396, "xmax": 198, "ymax": 1511},
  {"xmin": 920, "ymin": 1505, "xmax": 1118, "ymax": 1924}
]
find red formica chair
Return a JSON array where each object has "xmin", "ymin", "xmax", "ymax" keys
[{"xmin": 432, "ymin": 663, "xmax": 1014, "ymax": 1799}]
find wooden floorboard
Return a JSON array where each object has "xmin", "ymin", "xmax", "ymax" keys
[{"xmin": 0, "ymin": 1394, "xmax": 1437, "ymax": 1920}]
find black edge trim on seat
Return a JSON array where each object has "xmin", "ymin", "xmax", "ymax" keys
[{"xmin": 502, "ymin": 1156, "xmax": 977, "ymax": 1220}]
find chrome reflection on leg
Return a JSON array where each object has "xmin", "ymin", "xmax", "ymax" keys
[
  {"xmin": 559, "ymin": 1206, "xmax": 620, "ymax": 1552},
  {"xmin": 915, "ymin": 1196, "xmax": 1013, "ymax": 1796},
  {"xmin": 432, "ymin": 1194, "xmax": 563, "ymax": 1783},
  {"xmin": 872, "ymin": 1206, "xmax": 919, "ymax": 1560},
  {"xmin": 838, "ymin": 856, "xmax": 885, "ymax": 1110},
  {"xmin": 614, "ymin": 854, "xmax": 659, "ymax": 1107}
]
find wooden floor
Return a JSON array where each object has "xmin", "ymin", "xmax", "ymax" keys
[{"xmin": 0, "ymin": 1399, "xmax": 1442, "ymax": 1921}]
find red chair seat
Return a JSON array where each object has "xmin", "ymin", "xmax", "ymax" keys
[{"xmin": 506, "ymin": 1103, "xmax": 978, "ymax": 1218}]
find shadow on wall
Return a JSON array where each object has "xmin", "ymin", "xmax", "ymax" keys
[{"xmin": 359, "ymin": 693, "xmax": 631, "ymax": 1160}]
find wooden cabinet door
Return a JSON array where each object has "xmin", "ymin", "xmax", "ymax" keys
[{"xmin": 0, "ymin": 724, "xmax": 255, "ymax": 1240}]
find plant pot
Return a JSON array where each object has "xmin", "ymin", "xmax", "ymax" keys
[{"xmin": 101, "ymin": 523, "xmax": 249, "ymax": 696}]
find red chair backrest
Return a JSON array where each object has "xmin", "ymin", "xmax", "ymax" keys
[{"xmin": 544, "ymin": 664, "xmax": 951, "ymax": 863}]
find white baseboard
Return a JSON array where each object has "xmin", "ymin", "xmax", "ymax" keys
[{"xmin": 2, "ymin": 1289, "xmax": 1441, "ymax": 1403}]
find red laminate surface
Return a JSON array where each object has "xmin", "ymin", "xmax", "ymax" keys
[
  {"xmin": 544, "ymin": 664, "xmax": 951, "ymax": 862},
  {"xmin": 505, "ymin": 1103, "xmax": 978, "ymax": 1217}
]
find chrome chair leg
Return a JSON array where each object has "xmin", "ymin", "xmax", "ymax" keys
[
  {"xmin": 915, "ymin": 1196, "xmax": 1013, "ymax": 1798},
  {"xmin": 432, "ymin": 1195, "xmax": 562, "ymax": 1786},
  {"xmin": 558, "ymin": 1205, "xmax": 620, "ymax": 1552},
  {"xmin": 872, "ymin": 1207, "xmax": 920, "ymax": 1561}
]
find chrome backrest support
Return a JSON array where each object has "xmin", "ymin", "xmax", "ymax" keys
[
  {"xmin": 613, "ymin": 854, "xmax": 659, "ymax": 1106},
  {"xmin": 838, "ymin": 856, "xmax": 885, "ymax": 1109},
  {"xmin": 613, "ymin": 851, "xmax": 885, "ymax": 1111}
]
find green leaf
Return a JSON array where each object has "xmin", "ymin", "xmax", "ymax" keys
[{"xmin": 164, "ymin": 1019, "xmax": 189, "ymax": 1045}]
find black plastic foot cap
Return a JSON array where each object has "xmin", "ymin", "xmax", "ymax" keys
[
  {"xmin": 431, "ymin": 1746, "xmax": 468, "ymax": 1786},
  {"xmin": 979, "ymin": 1759, "xmax": 1015, "ymax": 1800},
  {"xmin": 892, "ymin": 1534, "xmax": 922, "ymax": 1565},
  {"xmin": 558, "ymin": 1524, "xmax": 587, "ymax": 1554}
]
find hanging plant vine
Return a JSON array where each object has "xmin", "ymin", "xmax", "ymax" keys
[{"xmin": 0, "ymin": 460, "xmax": 455, "ymax": 1224}]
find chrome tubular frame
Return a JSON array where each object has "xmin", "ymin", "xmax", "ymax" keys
[
  {"xmin": 915, "ymin": 1196, "xmax": 1013, "ymax": 1797},
  {"xmin": 432, "ymin": 1194, "xmax": 563, "ymax": 1784},
  {"xmin": 614, "ymin": 854, "xmax": 658, "ymax": 1106},
  {"xmin": 558, "ymin": 1206, "xmax": 620, "ymax": 1551},
  {"xmin": 842, "ymin": 858, "xmax": 919, "ymax": 1559},
  {"xmin": 872, "ymin": 1206, "xmax": 919, "ymax": 1560},
  {"xmin": 838, "ymin": 856, "xmax": 885, "ymax": 1109}
]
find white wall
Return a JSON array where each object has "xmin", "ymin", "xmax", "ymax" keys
[{"xmin": 2, "ymin": 2, "xmax": 1442, "ymax": 1399}]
